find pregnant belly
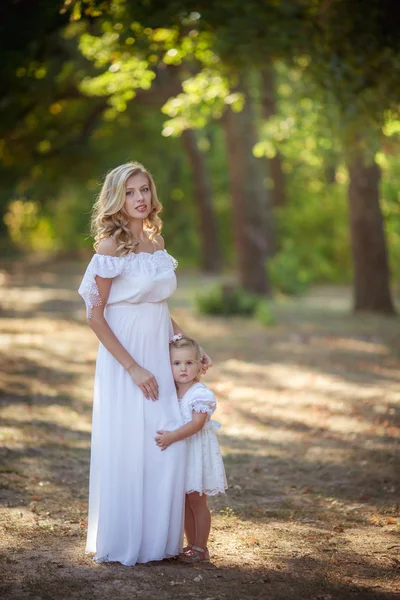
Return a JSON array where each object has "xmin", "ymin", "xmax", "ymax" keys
[
  {"xmin": 106, "ymin": 300, "xmax": 171, "ymax": 340},
  {"xmin": 98, "ymin": 300, "xmax": 181, "ymax": 431},
  {"xmin": 104, "ymin": 300, "xmax": 172, "ymax": 370}
]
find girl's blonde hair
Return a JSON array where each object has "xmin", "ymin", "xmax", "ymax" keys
[
  {"xmin": 169, "ymin": 336, "xmax": 202, "ymax": 381},
  {"xmin": 91, "ymin": 162, "xmax": 163, "ymax": 256}
]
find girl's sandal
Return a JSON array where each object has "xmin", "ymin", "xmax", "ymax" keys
[
  {"xmin": 180, "ymin": 546, "xmax": 210, "ymax": 563},
  {"xmin": 178, "ymin": 544, "xmax": 193, "ymax": 559}
]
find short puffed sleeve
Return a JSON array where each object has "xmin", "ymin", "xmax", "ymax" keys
[
  {"xmin": 188, "ymin": 385, "xmax": 217, "ymax": 416},
  {"xmin": 78, "ymin": 254, "xmax": 126, "ymax": 318}
]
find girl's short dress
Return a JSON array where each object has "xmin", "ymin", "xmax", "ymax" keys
[{"xmin": 179, "ymin": 382, "xmax": 228, "ymax": 496}]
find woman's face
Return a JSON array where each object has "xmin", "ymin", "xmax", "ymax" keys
[{"xmin": 124, "ymin": 172, "xmax": 152, "ymax": 220}]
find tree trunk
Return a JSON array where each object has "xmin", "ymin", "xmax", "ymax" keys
[
  {"xmin": 181, "ymin": 128, "xmax": 221, "ymax": 272},
  {"xmin": 260, "ymin": 67, "xmax": 286, "ymax": 209},
  {"xmin": 348, "ymin": 153, "xmax": 395, "ymax": 313},
  {"xmin": 221, "ymin": 75, "xmax": 272, "ymax": 294}
]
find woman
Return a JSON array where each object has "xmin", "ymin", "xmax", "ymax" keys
[{"xmin": 78, "ymin": 162, "xmax": 211, "ymax": 566}]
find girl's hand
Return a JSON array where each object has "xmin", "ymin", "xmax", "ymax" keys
[
  {"xmin": 128, "ymin": 365, "xmax": 159, "ymax": 401},
  {"xmin": 199, "ymin": 348, "xmax": 212, "ymax": 374},
  {"xmin": 155, "ymin": 430, "xmax": 176, "ymax": 451}
]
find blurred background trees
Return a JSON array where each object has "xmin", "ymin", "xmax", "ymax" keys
[{"xmin": 0, "ymin": 0, "xmax": 399, "ymax": 314}]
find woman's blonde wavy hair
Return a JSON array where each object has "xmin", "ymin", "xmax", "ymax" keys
[{"xmin": 91, "ymin": 162, "xmax": 163, "ymax": 256}]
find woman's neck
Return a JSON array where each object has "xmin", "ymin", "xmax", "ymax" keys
[{"xmin": 128, "ymin": 218, "xmax": 145, "ymax": 240}]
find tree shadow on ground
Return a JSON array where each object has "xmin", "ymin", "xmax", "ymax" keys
[
  {"xmin": 219, "ymin": 420, "xmax": 398, "ymax": 510},
  {"xmin": 1, "ymin": 441, "xmax": 90, "ymax": 509},
  {"xmin": 0, "ymin": 353, "xmax": 81, "ymax": 408},
  {"xmin": 0, "ymin": 538, "xmax": 398, "ymax": 600}
]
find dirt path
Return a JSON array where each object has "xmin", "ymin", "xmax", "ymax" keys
[{"xmin": 0, "ymin": 259, "xmax": 399, "ymax": 599}]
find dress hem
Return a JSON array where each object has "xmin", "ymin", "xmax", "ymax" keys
[
  {"xmin": 86, "ymin": 550, "xmax": 179, "ymax": 567},
  {"xmin": 186, "ymin": 487, "xmax": 227, "ymax": 497}
]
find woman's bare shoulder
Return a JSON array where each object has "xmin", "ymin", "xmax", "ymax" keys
[
  {"xmin": 96, "ymin": 237, "xmax": 118, "ymax": 256},
  {"xmin": 154, "ymin": 234, "xmax": 165, "ymax": 250}
]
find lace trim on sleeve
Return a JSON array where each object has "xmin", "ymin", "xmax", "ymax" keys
[
  {"xmin": 192, "ymin": 404, "xmax": 215, "ymax": 415},
  {"xmin": 189, "ymin": 393, "xmax": 217, "ymax": 416},
  {"xmin": 164, "ymin": 250, "xmax": 178, "ymax": 270},
  {"xmin": 78, "ymin": 254, "xmax": 127, "ymax": 319}
]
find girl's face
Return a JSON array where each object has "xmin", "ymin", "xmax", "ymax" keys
[
  {"xmin": 171, "ymin": 347, "xmax": 200, "ymax": 384},
  {"xmin": 124, "ymin": 172, "xmax": 152, "ymax": 220}
]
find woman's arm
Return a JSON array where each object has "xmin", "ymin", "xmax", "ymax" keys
[
  {"xmin": 155, "ymin": 411, "xmax": 208, "ymax": 450},
  {"xmin": 87, "ymin": 239, "xmax": 159, "ymax": 401}
]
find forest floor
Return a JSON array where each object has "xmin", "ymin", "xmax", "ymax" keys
[{"xmin": 0, "ymin": 257, "xmax": 399, "ymax": 600}]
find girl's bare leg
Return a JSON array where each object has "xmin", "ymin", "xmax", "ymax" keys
[
  {"xmin": 184, "ymin": 494, "xmax": 196, "ymax": 548},
  {"xmin": 187, "ymin": 491, "xmax": 211, "ymax": 550}
]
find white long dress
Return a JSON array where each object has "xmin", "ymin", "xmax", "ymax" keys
[
  {"xmin": 179, "ymin": 382, "xmax": 227, "ymax": 496},
  {"xmin": 78, "ymin": 249, "xmax": 186, "ymax": 566}
]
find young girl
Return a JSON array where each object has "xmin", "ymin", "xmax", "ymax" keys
[{"xmin": 155, "ymin": 335, "xmax": 227, "ymax": 563}]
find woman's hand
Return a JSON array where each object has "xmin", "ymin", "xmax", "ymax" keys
[
  {"xmin": 155, "ymin": 430, "xmax": 176, "ymax": 451},
  {"xmin": 199, "ymin": 348, "xmax": 212, "ymax": 374},
  {"xmin": 128, "ymin": 364, "xmax": 159, "ymax": 401}
]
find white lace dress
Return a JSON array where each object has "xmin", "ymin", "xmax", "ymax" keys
[
  {"xmin": 78, "ymin": 250, "xmax": 186, "ymax": 566},
  {"xmin": 179, "ymin": 382, "xmax": 227, "ymax": 496}
]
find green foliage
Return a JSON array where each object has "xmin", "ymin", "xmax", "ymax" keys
[
  {"xmin": 253, "ymin": 59, "xmax": 400, "ymax": 291},
  {"xmin": 380, "ymin": 151, "xmax": 400, "ymax": 282},
  {"xmin": 254, "ymin": 61, "xmax": 350, "ymax": 289},
  {"xmin": 255, "ymin": 301, "xmax": 275, "ymax": 327},
  {"xmin": 162, "ymin": 70, "xmax": 243, "ymax": 135},
  {"xmin": 268, "ymin": 241, "xmax": 311, "ymax": 295},
  {"xmin": 4, "ymin": 200, "xmax": 58, "ymax": 253},
  {"xmin": 79, "ymin": 29, "xmax": 156, "ymax": 116},
  {"xmin": 196, "ymin": 284, "xmax": 258, "ymax": 316},
  {"xmin": 268, "ymin": 177, "xmax": 354, "ymax": 296},
  {"xmin": 196, "ymin": 283, "xmax": 274, "ymax": 326},
  {"xmin": 305, "ymin": 0, "xmax": 400, "ymax": 130},
  {"xmin": 196, "ymin": 284, "xmax": 259, "ymax": 316},
  {"xmin": 51, "ymin": 186, "xmax": 94, "ymax": 252}
]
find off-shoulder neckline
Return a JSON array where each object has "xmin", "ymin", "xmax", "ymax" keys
[{"xmin": 94, "ymin": 249, "xmax": 167, "ymax": 259}]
